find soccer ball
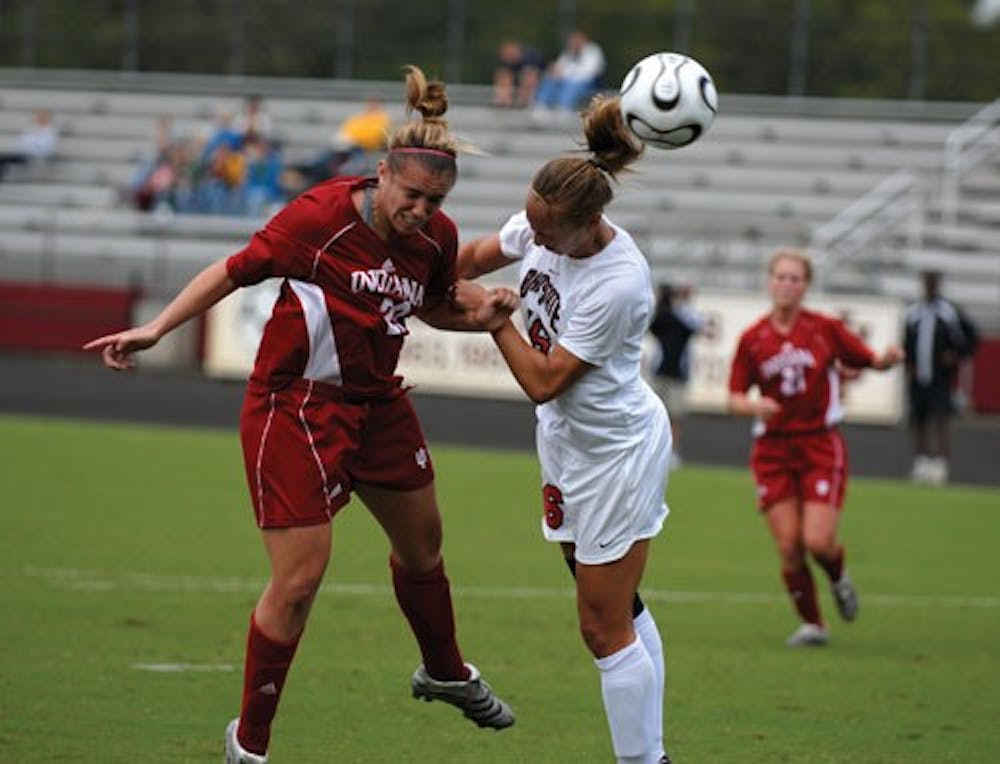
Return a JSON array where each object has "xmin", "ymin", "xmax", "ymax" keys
[{"xmin": 619, "ymin": 51, "xmax": 718, "ymax": 150}]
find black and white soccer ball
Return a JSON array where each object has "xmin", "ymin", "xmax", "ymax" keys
[{"xmin": 619, "ymin": 51, "xmax": 718, "ymax": 150}]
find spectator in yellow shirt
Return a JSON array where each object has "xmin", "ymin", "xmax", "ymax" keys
[
  {"xmin": 336, "ymin": 98, "xmax": 391, "ymax": 153},
  {"xmin": 287, "ymin": 99, "xmax": 392, "ymax": 194}
]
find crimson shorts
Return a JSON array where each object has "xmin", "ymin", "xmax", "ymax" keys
[
  {"xmin": 239, "ymin": 379, "xmax": 434, "ymax": 528},
  {"xmin": 750, "ymin": 429, "xmax": 848, "ymax": 511}
]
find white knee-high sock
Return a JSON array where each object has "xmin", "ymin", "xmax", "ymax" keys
[
  {"xmin": 634, "ymin": 607, "xmax": 665, "ymax": 758},
  {"xmin": 595, "ymin": 637, "xmax": 658, "ymax": 764}
]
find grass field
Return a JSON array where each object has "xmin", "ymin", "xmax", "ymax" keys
[{"xmin": 1, "ymin": 413, "xmax": 998, "ymax": 763}]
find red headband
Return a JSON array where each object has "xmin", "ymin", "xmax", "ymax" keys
[{"xmin": 390, "ymin": 147, "xmax": 456, "ymax": 160}]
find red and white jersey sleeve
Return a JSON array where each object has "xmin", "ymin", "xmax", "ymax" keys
[
  {"xmin": 225, "ymin": 176, "xmax": 458, "ymax": 399},
  {"xmin": 728, "ymin": 308, "xmax": 876, "ymax": 436}
]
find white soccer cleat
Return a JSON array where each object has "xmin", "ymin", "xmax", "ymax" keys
[
  {"xmin": 225, "ymin": 718, "xmax": 268, "ymax": 764},
  {"xmin": 785, "ymin": 622, "xmax": 829, "ymax": 648},
  {"xmin": 832, "ymin": 573, "xmax": 859, "ymax": 622},
  {"xmin": 927, "ymin": 457, "xmax": 949, "ymax": 486},
  {"xmin": 411, "ymin": 662, "xmax": 515, "ymax": 730},
  {"xmin": 910, "ymin": 455, "xmax": 932, "ymax": 484}
]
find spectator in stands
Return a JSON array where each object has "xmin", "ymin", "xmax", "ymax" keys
[
  {"xmin": 150, "ymin": 104, "xmax": 284, "ymax": 217},
  {"xmin": 493, "ymin": 40, "xmax": 545, "ymax": 109},
  {"xmin": 531, "ymin": 30, "xmax": 605, "ymax": 125},
  {"xmin": 0, "ymin": 108, "xmax": 59, "ymax": 179},
  {"xmin": 648, "ymin": 282, "xmax": 714, "ymax": 469},
  {"xmin": 335, "ymin": 97, "xmax": 391, "ymax": 154},
  {"xmin": 903, "ymin": 270, "xmax": 979, "ymax": 485},
  {"xmin": 233, "ymin": 93, "xmax": 273, "ymax": 142},
  {"xmin": 198, "ymin": 138, "xmax": 247, "ymax": 214},
  {"xmin": 188, "ymin": 110, "xmax": 247, "ymax": 215},
  {"xmin": 130, "ymin": 116, "xmax": 183, "ymax": 212},
  {"xmin": 287, "ymin": 98, "xmax": 391, "ymax": 194},
  {"xmin": 132, "ymin": 148, "xmax": 179, "ymax": 212},
  {"xmin": 241, "ymin": 133, "xmax": 285, "ymax": 217},
  {"xmin": 196, "ymin": 110, "xmax": 244, "ymax": 168}
]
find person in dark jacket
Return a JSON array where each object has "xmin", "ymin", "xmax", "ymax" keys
[
  {"xmin": 903, "ymin": 270, "xmax": 979, "ymax": 485},
  {"xmin": 648, "ymin": 283, "xmax": 712, "ymax": 468}
]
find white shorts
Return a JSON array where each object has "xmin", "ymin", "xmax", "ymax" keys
[{"xmin": 536, "ymin": 413, "xmax": 672, "ymax": 565}]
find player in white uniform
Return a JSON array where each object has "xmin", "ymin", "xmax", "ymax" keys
[{"xmin": 459, "ymin": 95, "xmax": 672, "ymax": 764}]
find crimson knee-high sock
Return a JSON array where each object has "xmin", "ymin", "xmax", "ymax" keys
[
  {"xmin": 237, "ymin": 612, "xmax": 302, "ymax": 756},
  {"xmin": 390, "ymin": 556, "xmax": 469, "ymax": 680},
  {"xmin": 815, "ymin": 545, "xmax": 845, "ymax": 583},
  {"xmin": 782, "ymin": 567, "xmax": 823, "ymax": 626}
]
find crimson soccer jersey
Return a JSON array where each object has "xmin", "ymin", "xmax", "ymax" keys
[
  {"xmin": 728, "ymin": 308, "xmax": 876, "ymax": 436},
  {"xmin": 225, "ymin": 176, "xmax": 457, "ymax": 399}
]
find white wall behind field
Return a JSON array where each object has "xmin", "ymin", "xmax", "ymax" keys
[{"xmin": 202, "ymin": 283, "xmax": 906, "ymax": 424}]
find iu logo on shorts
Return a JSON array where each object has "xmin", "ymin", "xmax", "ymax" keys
[
  {"xmin": 414, "ymin": 447, "xmax": 429, "ymax": 470},
  {"xmin": 542, "ymin": 483, "xmax": 564, "ymax": 529}
]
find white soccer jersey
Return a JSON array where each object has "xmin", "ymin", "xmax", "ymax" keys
[
  {"xmin": 499, "ymin": 210, "xmax": 667, "ymax": 454},
  {"xmin": 499, "ymin": 210, "xmax": 671, "ymax": 562}
]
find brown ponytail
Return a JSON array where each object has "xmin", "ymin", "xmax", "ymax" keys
[
  {"xmin": 530, "ymin": 95, "xmax": 644, "ymax": 225},
  {"xmin": 387, "ymin": 65, "xmax": 458, "ymax": 176}
]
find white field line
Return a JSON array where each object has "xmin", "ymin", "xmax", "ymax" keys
[
  {"xmin": 17, "ymin": 566, "xmax": 1000, "ymax": 609},
  {"xmin": 131, "ymin": 663, "xmax": 235, "ymax": 672}
]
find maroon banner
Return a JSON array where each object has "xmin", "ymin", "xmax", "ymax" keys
[
  {"xmin": 0, "ymin": 282, "xmax": 136, "ymax": 353},
  {"xmin": 971, "ymin": 338, "xmax": 1000, "ymax": 413}
]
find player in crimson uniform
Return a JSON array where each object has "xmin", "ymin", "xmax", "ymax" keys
[
  {"xmin": 460, "ymin": 97, "xmax": 673, "ymax": 764},
  {"xmin": 86, "ymin": 67, "xmax": 517, "ymax": 763},
  {"xmin": 727, "ymin": 248, "xmax": 903, "ymax": 647}
]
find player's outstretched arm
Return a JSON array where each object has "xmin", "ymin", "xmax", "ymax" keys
[
  {"xmin": 83, "ymin": 259, "xmax": 237, "ymax": 370},
  {"xmin": 457, "ymin": 234, "xmax": 517, "ymax": 279},
  {"xmin": 419, "ymin": 281, "xmax": 518, "ymax": 332},
  {"xmin": 872, "ymin": 346, "xmax": 905, "ymax": 370}
]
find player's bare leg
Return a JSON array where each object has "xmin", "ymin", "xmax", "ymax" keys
[
  {"xmin": 257, "ymin": 524, "xmax": 332, "ymax": 639},
  {"xmin": 803, "ymin": 501, "xmax": 858, "ymax": 621},
  {"xmin": 230, "ymin": 523, "xmax": 332, "ymax": 759},
  {"xmin": 766, "ymin": 499, "xmax": 828, "ymax": 645},
  {"xmin": 576, "ymin": 541, "xmax": 662, "ymax": 762},
  {"xmin": 562, "ymin": 545, "xmax": 668, "ymax": 761}
]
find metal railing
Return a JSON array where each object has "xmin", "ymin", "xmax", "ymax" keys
[
  {"xmin": 810, "ymin": 169, "xmax": 925, "ymax": 289},
  {"xmin": 941, "ymin": 98, "xmax": 1000, "ymax": 225}
]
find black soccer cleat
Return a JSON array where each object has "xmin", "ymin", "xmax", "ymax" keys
[{"xmin": 411, "ymin": 662, "xmax": 515, "ymax": 730}]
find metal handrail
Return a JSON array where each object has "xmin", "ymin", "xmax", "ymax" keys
[
  {"xmin": 810, "ymin": 169, "xmax": 924, "ymax": 289},
  {"xmin": 941, "ymin": 98, "xmax": 1000, "ymax": 225}
]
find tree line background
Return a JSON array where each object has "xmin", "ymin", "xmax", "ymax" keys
[{"xmin": 0, "ymin": 0, "xmax": 998, "ymax": 102}]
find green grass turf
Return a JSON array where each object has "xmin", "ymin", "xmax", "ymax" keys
[{"xmin": 1, "ymin": 414, "xmax": 998, "ymax": 762}]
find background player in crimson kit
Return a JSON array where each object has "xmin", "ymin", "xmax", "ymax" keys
[
  {"xmin": 459, "ymin": 96, "xmax": 674, "ymax": 764},
  {"xmin": 727, "ymin": 248, "xmax": 903, "ymax": 647},
  {"xmin": 85, "ymin": 66, "xmax": 517, "ymax": 763}
]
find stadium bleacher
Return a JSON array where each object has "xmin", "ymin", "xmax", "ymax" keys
[{"xmin": 0, "ymin": 71, "xmax": 997, "ymax": 333}]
